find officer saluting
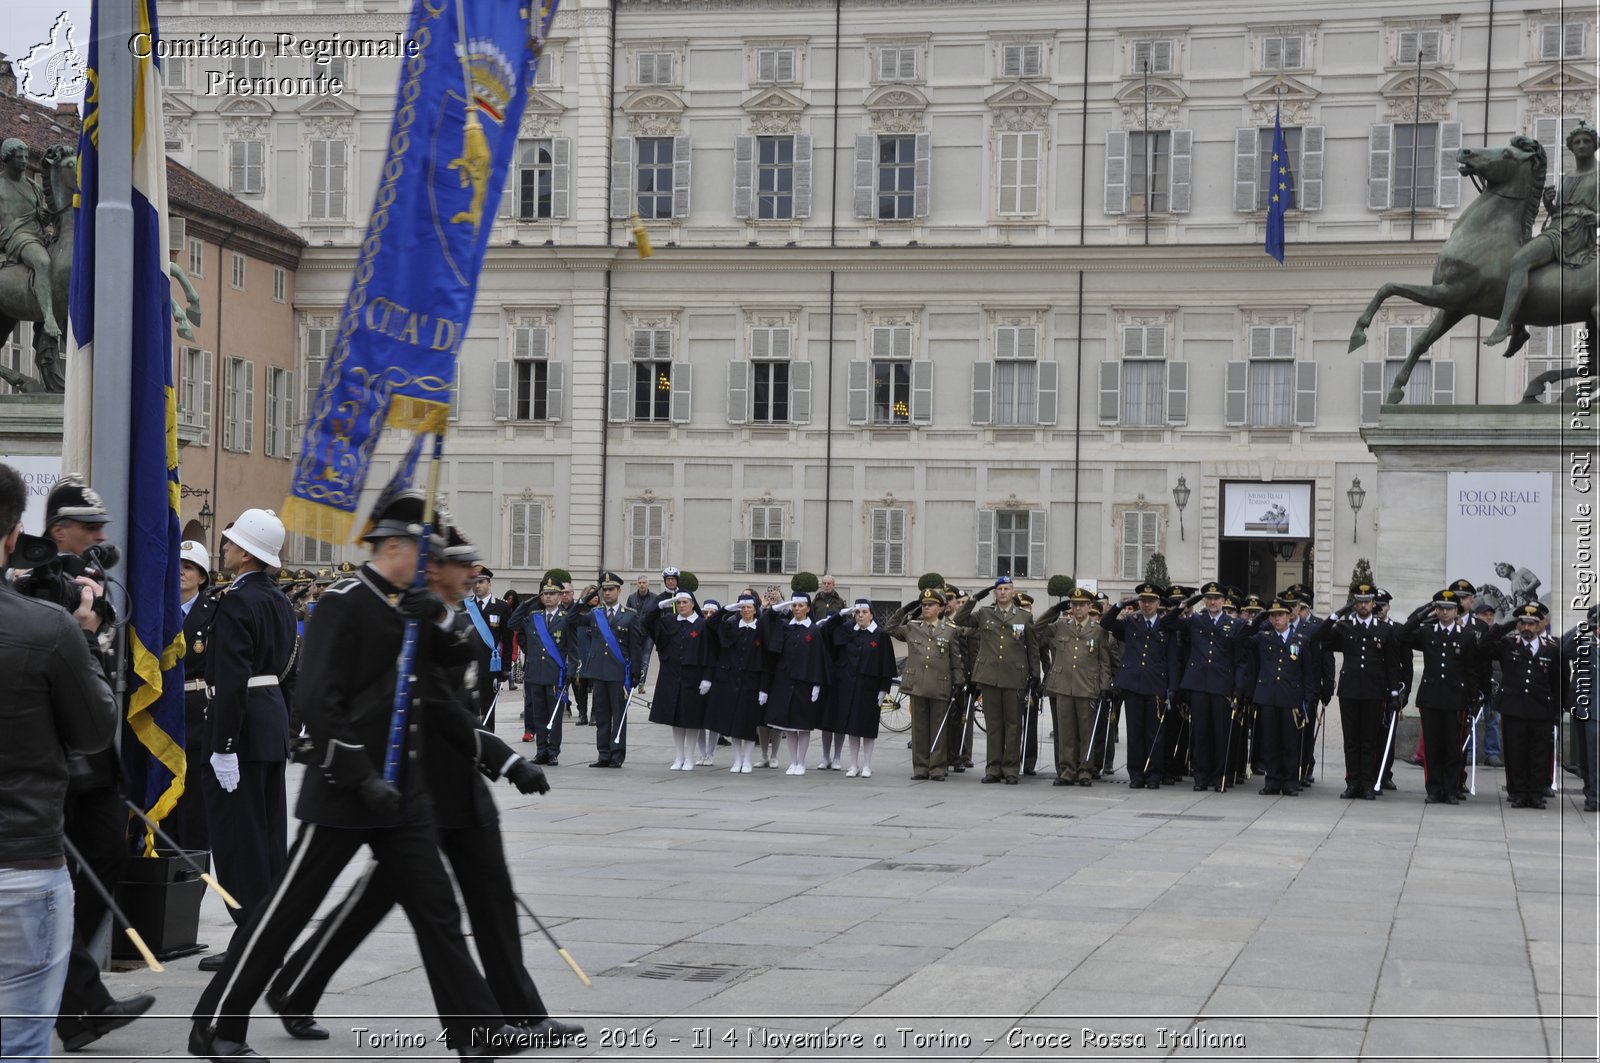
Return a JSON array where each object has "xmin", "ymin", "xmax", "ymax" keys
[
  {"xmin": 1478, "ymin": 602, "xmax": 1563, "ymax": 809},
  {"xmin": 572, "ymin": 571, "xmax": 648, "ymax": 768},
  {"xmin": 1396, "ymin": 588, "xmax": 1481, "ymax": 804},
  {"xmin": 886, "ymin": 588, "xmax": 966, "ymax": 782},
  {"xmin": 1312, "ymin": 582, "xmax": 1404, "ymax": 799},
  {"xmin": 509, "ymin": 576, "xmax": 574, "ymax": 762},
  {"xmin": 954, "ymin": 576, "xmax": 1040, "ymax": 785},
  {"xmin": 1100, "ymin": 582, "xmax": 1179, "ymax": 789},
  {"xmin": 1034, "ymin": 587, "xmax": 1112, "ymax": 787}
]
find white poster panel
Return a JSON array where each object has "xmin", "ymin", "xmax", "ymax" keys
[
  {"xmin": 1445, "ymin": 471, "xmax": 1553, "ymax": 622},
  {"xmin": 0, "ymin": 456, "xmax": 63, "ymax": 535},
  {"xmin": 1222, "ymin": 482, "xmax": 1313, "ymax": 539}
]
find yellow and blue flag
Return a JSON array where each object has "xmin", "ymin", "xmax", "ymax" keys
[
  {"xmin": 1265, "ymin": 104, "xmax": 1294, "ymax": 263},
  {"xmin": 70, "ymin": 0, "xmax": 188, "ymax": 848},
  {"xmin": 285, "ymin": 0, "xmax": 559, "ymax": 543}
]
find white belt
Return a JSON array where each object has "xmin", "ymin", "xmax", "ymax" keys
[
  {"xmin": 184, "ymin": 679, "xmax": 208, "ymax": 692},
  {"xmin": 247, "ymin": 675, "xmax": 280, "ymax": 688}
]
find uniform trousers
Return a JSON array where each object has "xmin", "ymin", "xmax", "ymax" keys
[
  {"xmin": 1340, "ymin": 697, "xmax": 1385, "ymax": 791},
  {"xmin": 908, "ymin": 694, "xmax": 952, "ymax": 779},
  {"xmin": 1122, "ymin": 693, "xmax": 1164, "ymax": 786},
  {"xmin": 202, "ymin": 757, "xmax": 287, "ymax": 928},
  {"xmin": 1187, "ymin": 692, "xmax": 1232, "ymax": 789},
  {"xmin": 523, "ymin": 681, "xmax": 564, "ymax": 758},
  {"xmin": 56, "ymin": 785, "xmax": 124, "ymax": 1030},
  {"xmin": 1021, "ymin": 697, "xmax": 1043, "ymax": 774},
  {"xmin": 270, "ymin": 820, "xmax": 548, "ymax": 1024},
  {"xmin": 1419, "ymin": 706, "xmax": 1464, "ymax": 798},
  {"xmin": 1501, "ymin": 715, "xmax": 1554, "ymax": 801},
  {"xmin": 590, "ymin": 681, "xmax": 627, "ymax": 765},
  {"xmin": 1052, "ymin": 695, "xmax": 1096, "ymax": 782},
  {"xmin": 1165, "ymin": 698, "xmax": 1190, "ymax": 780},
  {"xmin": 947, "ymin": 693, "xmax": 977, "ymax": 767},
  {"xmin": 1256, "ymin": 703, "xmax": 1299, "ymax": 792},
  {"xmin": 1088, "ymin": 693, "xmax": 1120, "ymax": 774},
  {"xmin": 1297, "ymin": 701, "xmax": 1322, "ymax": 781},
  {"xmin": 192, "ymin": 820, "xmax": 500, "ymax": 1046},
  {"xmin": 167, "ymin": 689, "xmax": 211, "ymax": 851},
  {"xmin": 979, "ymin": 685, "xmax": 1025, "ymax": 781}
]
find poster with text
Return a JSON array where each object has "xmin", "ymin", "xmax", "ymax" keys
[
  {"xmin": 1222, "ymin": 482, "xmax": 1312, "ymax": 539},
  {"xmin": 1444, "ymin": 471, "xmax": 1553, "ymax": 622},
  {"xmin": 0, "ymin": 456, "xmax": 63, "ymax": 535}
]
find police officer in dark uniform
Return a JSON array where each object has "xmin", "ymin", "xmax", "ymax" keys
[
  {"xmin": 466, "ymin": 568, "xmax": 512, "ymax": 724},
  {"xmin": 1170, "ymin": 581, "xmax": 1250, "ymax": 791},
  {"xmin": 1478, "ymin": 603, "xmax": 1563, "ymax": 808},
  {"xmin": 509, "ymin": 576, "xmax": 574, "ymax": 762},
  {"xmin": 1312, "ymin": 582, "xmax": 1405, "ymax": 799},
  {"xmin": 1100, "ymin": 582, "xmax": 1179, "ymax": 789},
  {"xmin": 168, "ymin": 540, "xmax": 219, "ymax": 852},
  {"xmin": 189, "ymin": 493, "xmax": 531, "ymax": 1061},
  {"xmin": 1241, "ymin": 599, "xmax": 1313, "ymax": 795},
  {"xmin": 1396, "ymin": 588, "xmax": 1482, "ymax": 804},
  {"xmin": 573, "ymin": 572, "xmax": 647, "ymax": 768}
]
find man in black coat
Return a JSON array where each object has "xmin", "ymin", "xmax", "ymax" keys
[
  {"xmin": 1100, "ymin": 582, "xmax": 1179, "ymax": 789},
  {"xmin": 509, "ymin": 576, "xmax": 575, "ymax": 762},
  {"xmin": 1169, "ymin": 581, "xmax": 1251, "ymax": 792},
  {"xmin": 1312, "ymin": 582, "xmax": 1405, "ymax": 799},
  {"xmin": 167, "ymin": 540, "xmax": 219, "ymax": 851},
  {"xmin": 1395, "ymin": 588, "xmax": 1482, "ymax": 804},
  {"xmin": 466, "ymin": 568, "xmax": 512, "ymax": 724},
  {"xmin": 1478, "ymin": 603, "xmax": 1563, "ymax": 808},
  {"xmin": 572, "ymin": 571, "xmax": 648, "ymax": 767}
]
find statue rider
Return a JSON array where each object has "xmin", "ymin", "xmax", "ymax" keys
[
  {"xmin": 0, "ymin": 137, "xmax": 61, "ymax": 339},
  {"xmin": 1486, "ymin": 121, "xmax": 1598, "ymax": 346}
]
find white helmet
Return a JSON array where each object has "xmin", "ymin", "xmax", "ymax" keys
[
  {"xmin": 222, "ymin": 508, "xmax": 285, "ymax": 569},
  {"xmin": 180, "ymin": 539, "xmax": 210, "ymax": 575}
]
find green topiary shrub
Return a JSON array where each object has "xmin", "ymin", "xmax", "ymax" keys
[
  {"xmin": 677, "ymin": 571, "xmax": 700, "ymax": 593},
  {"xmin": 543, "ymin": 567, "xmax": 572, "ymax": 586},
  {"xmin": 1144, "ymin": 552, "xmax": 1170, "ymax": 588},
  {"xmin": 1047, "ymin": 574, "xmax": 1076, "ymax": 600},
  {"xmin": 917, "ymin": 571, "xmax": 946, "ymax": 591},
  {"xmin": 790, "ymin": 571, "xmax": 819, "ymax": 594},
  {"xmin": 1347, "ymin": 558, "xmax": 1375, "ymax": 603}
]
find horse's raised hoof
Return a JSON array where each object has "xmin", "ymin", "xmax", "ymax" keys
[
  {"xmin": 1384, "ymin": 388, "xmax": 1405, "ymax": 405},
  {"xmin": 1519, "ymin": 393, "xmax": 1545, "ymax": 405},
  {"xmin": 1483, "ymin": 323, "xmax": 1512, "ymax": 346},
  {"xmin": 1347, "ymin": 329, "xmax": 1368, "ymax": 353}
]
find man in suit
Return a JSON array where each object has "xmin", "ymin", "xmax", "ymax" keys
[
  {"xmin": 510, "ymin": 577, "xmax": 574, "ymax": 763},
  {"xmin": 466, "ymin": 568, "xmax": 512, "ymax": 724},
  {"xmin": 573, "ymin": 572, "xmax": 648, "ymax": 768}
]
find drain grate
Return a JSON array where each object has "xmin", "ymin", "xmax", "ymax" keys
[
  {"xmin": 603, "ymin": 963, "xmax": 747, "ymax": 983},
  {"xmin": 869, "ymin": 860, "xmax": 966, "ymax": 873},
  {"xmin": 1023, "ymin": 812, "xmax": 1076, "ymax": 819},
  {"xmin": 1137, "ymin": 812, "xmax": 1224, "ymax": 822}
]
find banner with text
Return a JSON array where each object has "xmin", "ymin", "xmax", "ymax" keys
[
  {"xmin": 0, "ymin": 456, "xmax": 63, "ymax": 534},
  {"xmin": 1444, "ymin": 471, "xmax": 1553, "ymax": 622},
  {"xmin": 1222, "ymin": 482, "xmax": 1312, "ymax": 539}
]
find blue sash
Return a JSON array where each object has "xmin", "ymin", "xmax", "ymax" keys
[
  {"xmin": 593, "ymin": 606, "xmax": 631, "ymax": 691},
  {"xmin": 465, "ymin": 598, "xmax": 502, "ymax": 672},
  {"xmin": 532, "ymin": 612, "xmax": 566, "ymax": 688}
]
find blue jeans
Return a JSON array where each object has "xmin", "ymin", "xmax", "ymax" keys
[
  {"xmin": 1479, "ymin": 710, "xmax": 1502, "ymax": 759},
  {"xmin": 0, "ymin": 865, "xmax": 74, "ymax": 1061}
]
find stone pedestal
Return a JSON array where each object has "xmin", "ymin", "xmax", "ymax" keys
[{"xmin": 0, "ymin": 394, "xmax": 64, "ymax": 456}]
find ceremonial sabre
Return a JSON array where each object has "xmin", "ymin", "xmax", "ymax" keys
[
  {"xmin": 513, "ymin": 895, "xmax": 591, "ymax": 987},
  {"xmin": 1375, "ymin": 703, "xmax": 1398, "ymax": 794}
]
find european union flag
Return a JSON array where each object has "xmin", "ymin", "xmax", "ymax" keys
[
  {"xmin": 284, "ymin": 0, "xmax": 559, "ymax": 544},
  {"xmin": 1265, "ymin": 104, "xmax": 1295, "ymax": 263},
  {"xmin": 70, "ymin": 0, "xmax": 188, "ymax": 849}
]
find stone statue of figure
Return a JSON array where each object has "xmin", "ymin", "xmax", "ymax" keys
[
  {"xmin": 0, "ymin": 137, "xmax": 60, "ymax": 339},
  {"xmin": 1486, "ymin": 121, "xmax": 1599, "ymax": 346}
]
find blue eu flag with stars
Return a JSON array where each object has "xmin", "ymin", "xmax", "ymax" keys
[{"xmin": 1265, "ymin": 104, "xmax": 1294, "ymax": 263}]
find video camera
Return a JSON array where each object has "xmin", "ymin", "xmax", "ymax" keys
[{"xmin": 8, "ymin": 532, "xmax": 119, "ymax": 628}]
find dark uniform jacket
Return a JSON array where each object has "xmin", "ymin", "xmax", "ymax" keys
[
  {"xmin": 642, "ymin": 604, "xmax": 715, "ymax": 722},
  {"xmin": 1171, "ymin": 609, "xmax": 1250, "ymax": 696},
  {"xmin": 1310, "ymin": 613, "xmax": 1404, "ymax": 699},
  {"xmin": 571, "ymin": 599, "xmax": 648, "ymax": 684},
  {"xmin": 1288, "ymin": 614, "xmax": 1337, "ymax": 704},
  {"xmin": 1242, "ymin": 623, "xmax": 1312, "ymax": 709},
  {"xmin": 885, "ymin": 612, "xmax": 965, "ymax": 699},
  {"xmin": 953, "ymin": 598, "xmax": 1039, "ymax": 690},
  {"xmin": 181, "ymin": 590, "xmax": 220, "ymax": 687},
  {"xmin": 760, "ymin": 611, "xmax": 835, "ymax": 719},
  {"xmin": 1100, "ymin": 606, "xmax": 1177, "ymax": 696},
  {"xmin": 420, "ymin": 609, "xmax": 524, "ymax": 830},
  {"xmin": 1396, "ymin": 616, "xmax": 1483, "ymax": 712},
  {"xmin": 208, "ymin": 569, "xmax": 296, "ymax": 762},
  {"xmin": 508, "ymin": 600, "xmax": 575, "ymax": 687},
  {"xmin": 1477, "ymin": 630, "xmax": 1563, "ymax": 721},
  {"xmin": 715, "ymin": 614, "xmax": 771, "ymax": 685}
]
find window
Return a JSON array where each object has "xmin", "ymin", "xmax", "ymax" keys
[
  {"xmin": 878, "ymin": 46, "xmax": 917, "ymax": 81},
  {"xmin": 299, "ymin": 533, "xmax": 335, "ymax": 566},
  {"xmin": 756, "ymin": 136, "xmax": 795, "ymax": 220},
  {"xmin": 1128, "ymin": 131, "xmax": 1171, "ymax": 213},
  {"xmin": 230, "ymin": 55, "xmax": 267, "ymax": 80},
  {"xmin": 272, "ymin": 267, "xmax": 286, "ymax": 303},
  {"xmin": 164, "ymin": 57, "xmax": 188, "ymax": 89},
  {"xmin": 750, "ymin": 327, "xmax": 791, "ymax": 423},
  {"xmin": 265, "ymin": 366, "xmax": 294, "ymax": 458},
  {"xmin": 324, "ymin": 57, "xmax": 349, "ymax": 84},
  {"xmin": 1397, "ymin": 29, "xmax": 1441, "ymax": 64},
  {"xmin": 877, "ymin": 135, "xmax": 916, "ymax": 220},
  {"xmin": 534, "ymin": 53, "xmax": 555, "ymax": 86},
  {"xmin": 996, "ymin": 132, "xmax": 1041, "ymax": 216},
  {"xmin": 177, "ymin": 346, "xmax": 212, "ymax": 440},
  {"xmin": 1392, "ymin": 123, "xmax": 1438, "ymax": 208},
  {"xmin": 1385, "ymin": 326, "xmax": 1434, "ymax": 403},
  {"xmin": 222, "ymin": 356, "xmax": 254, "ymax": 453},
  {"xmin": 636, "ymin": 137, "xmax": 675, "ymax": 220},
  {"xmin": 513, "ymin": 327, "xmax": 550, "ymax": 421},
  {"xmin": 303, "ymin": 325, "xmax": 335, "ymax": 411},
  {"xmin": 1257, "ymin": 126, "xmax": 1302, "ymax": 210},
  {"xmin": 229, "ymin": 140, "xmax": 264, "ymax": 194},
  {"xmin": 632, "ymin": 328, "xmax": 673, "ymax": 422},
  {"xmin": 1540, "ymin": 22, "xmax": 1587, "ymax": 60},
  {"xmin": 756, "ymin": 48, "xmax": 796, "ymax": 83},
  {"xmin": 1526, "ymin": 324, "xmax": 1581, "ymax": 395},
  {"xmin": 748, "ymin": 504, "xmax": 785, "ymax": 574},
  {"xmin": 309, "ymin": 139, "xmax": 347, "ymax": 219},
  {"xmin": 231, "ymin": 253, "xmax": 246, "ymax": 290},
  {"xmin": 993, "ymin": 326, "xmax": 1038, "ymax": 426},
  {"xmin": 1132, "ymin": 39, "xmax": 1173, "ymax": 74},
  {"xmin": 187, "ymin": 238, "xmax": 204, "ymax": 277},
  {"xmin": 1247, "ymin": 326, "xmax": 1295, "ymax": 427},
  {"xmin": 1121, "ymin": 510, "xmax": 1159, "ymax": 580},
  {"xmin": 509, "ymin": 500, "xmax": 544, "ymax": 569},
  {"xmin": 870, "ymin": 326, "xmax": 912, "ymax": 425},
  {"xmin": 1001, "ymin": 42, "xmax": 1042, "ymax": 78},
  {"xmin": 636, "ymin": 51, "xmax": 675, "ymax": 85},
  {"xmin": 995, "ymin": 510, "xmax": 1033, "ymax": 578},
  {"xmin": 518, "ymin": 139, "xmax": 555, "ymax": 220},
  {"xmin": 869, "ymin": 507, "xmax": 907, "ymax": 577},
  {"xmin": 1261, "ymin": 34, "xmax": 1304, "ymax": 71},
  {"xmin": 1120, "ymin": 325, "xmax": 1166, "ymax": 426},
  {"xmin": 628, "ymin": 502, "xmax": 665, "ymax": 573}
]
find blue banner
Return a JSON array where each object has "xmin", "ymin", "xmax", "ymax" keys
[{"xmin": 285, "ymin": 0, "xmax": 559, "ymax": 544}]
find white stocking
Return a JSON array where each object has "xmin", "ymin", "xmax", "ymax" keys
[
  {"xmin": 671, "ymin": 727, "xmax": 688, "ymax": 768},
  {"xmin": 861, "ymin": 737, "xmax": 876, "ymax": 772},
  {"xmin": 796, "ymin": 731, "xmax": 812, "ymax": 766},
  {"xmin": 847, "ymin": 735, "xmax": 862, "ymax": 770},
  {"xmin": 786, "ymin": 731, "xmax": 802, "ymax": 767}
]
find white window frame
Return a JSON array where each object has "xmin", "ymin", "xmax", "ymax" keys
[
  {"xmin": 1000, "ymin": 42, "xmax": 1043, "ymax": 79},
  {"xmin": 1246, "ymin": 326, "xmax": 1296, "ymax": 428},
  {"xmin": 1385, "ymin": 325, "xmax": 1435, "ymax": 404},
  {"xmin": 1261, "ymin": 34, "xmax": 1305, "ymax": 71},
  {"xmin": 636, "ymin": 51, "xmax": 676, "ymax": 86},
  {"xmin": 272, "ymin": 266, "xmax": 286, "ymax": 303},
  {"xmin": 1132, "ymin": 39, "xmax": 1174, "ymax": 74},
  {"xmin": 512, "ymin": 326, "xmax": 551, "ymax": 421},
  {"xmin": 870, "ymin": 325, "xmax": 913, "ymax": 426},
  {"xmin": 993, "ymin": 326, "xmax": 1039, "ymax": 426},
  {"xmin": 228, "ymin": 139, "xmax": 265, "ymax": 195},
  {"xmin": 265, "ymin": 366, "xmax": 294, "ymax": 458},
  {"xmin": 308, "ymin": 138, "xmax": 348, "ymax": 220},
  {"xmin": 177, "ymin": 346, "xmax": 213, "ymax": 443},
  {"xmin": 303, "ymin": 324, "xmax": 336, "ymax": 416},
  {"xmin": 996, "ymin": 131, "xmax": 1041, "ymax": 217},
  {"xmin": 631, "ymin": 328, "xmax": 675, "ymax": 423},
  {"xmin": 187, "ymin": 237, "xmax": 204, "ymax": 277},
  {"xmin": 750, "ymin": 326, "xmax": 792, "ymax": 424},
  {"xmin": 517, "ymin": 138, "xmax": 557, "ymax": 220},
  {"xmin": 231, "ymin": 252, "xmax": 246, "ymax": 290},
  {"xmin": 627, "ymin": 501, "xmax": 666, "ymax": 573},
  {"xmin": 994, "ymin": 509, "xmax": 1034, "ymax": 579},
  {"xmin": 1539, "ymin": 21, "xmax": 1588, "ymax": 61},
  {"xmin": 1120, "ymin": 325, "xmax": 1167, "ymax": 427},
  {"xmin": 298, "ymin": 533, "xmax": 335, "ymax": 566},
  {"xmin": 1397, "ymin": 28, "xmax": 1442, "ymax": 65},
  {"xmin": 1120, "ymin": 510, "xmax": 1160, "ymax": 581},
  {"xmin": 1128, "ymin": 130, "xmax": 1173, "ymax": 214},
  {"xmin": 755, "ymin": 47, "xmax": 797, "ymax": 84},
  {"xmin": 869, "ymin": 506, "xmax": 908, "ymax": 578},
  {"xmin": 877, "ymin": 45, "xmax": 918, "ymax": 82},
  {"xmin": 1392, "ymin": 122, "xmax": 1440, "ymax": 209},
  {"xmin": 876, "ymin": 134, "xmax": 918, "ymax": 221},
  {"xmin": 755, "ymin": 135, "xmax": 796, "ymax": 221},
  {"xmin": 222, "ymin": 356, "xmax": 255, "ymax": 453},
  {"xmin": 163, "ymin": 56, "xmax": 188, "ymax": 89},
  {"xmin": 1257, "ymin": 126, "xmax": 1303, "ymax": 211},
  {"xmin": 508, "ymin": 499, "xmax": 545, "ymax": 570},
  {"xmin": 635, "ymin": 136, "xmax": 677, "ymax": 221}
]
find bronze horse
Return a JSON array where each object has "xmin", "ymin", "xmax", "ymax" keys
[
  {"xmin": 1349, "ymin": 136, "xmax": 1597, "ymax": 404},
  {"xmin": 0, "ymin": 144, "xmax": 76, "ymax": 392}
]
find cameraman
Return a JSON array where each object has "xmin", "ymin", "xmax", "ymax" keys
[{"xmin": 0, "ymin": 463, "xmax": 118, "ymax": 1059}]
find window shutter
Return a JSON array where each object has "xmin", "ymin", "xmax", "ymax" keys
[
  {"xmin": 1104, "ymin": 130, "xmax": 1128, "ymax": 215},
  {"xmin": 672, "ymin": 135, "xmax": 693, "ymax": 218},
  {"xmin": 847, "ymin": 360, "xmax": 871, "ymax": 424},
  {"xmin": 669, "ymin": 362, "xmax": 693, "ymax": 423},
  {"xmin": 1359, "ymin": 361, "xmax": 1384, "ymax": 425},
  {"xmin": 493, "ymin": 360, "xmax": 512, "ymax": 420},
  {"xmin": 910, "ymin": 359, "xmax": 934, "ymax": 425},
  {"xmin": 1436, "ymin": 122, "xmax": 1462, "ymax": 209},
  {"xmin": 1283, "ymin": 36, "xmax": 1303, "ymax": 69},
  {"xmin": 1233, "ymin": 128, "xmax": 1259, "ymax": 211},
  {"xmin": 782, "ymin": 540, "xmax": 800, "ymax": 575},
  {"xmin": 1028, "ymin": 509, "xmax": 1048, "ymax": 578},
  {"xmin": 550, "ymin": 138, "xmax": 571, "ymax": 219},
  {"xmin": 1293, "ymin": 360, "xmax": 1318, "ymax": 426},
  {"xmin": 913, "ymin": 132, "xmax": 932, "ymax": 218},
  {"xmin": 789, "ymin": 360, "xmax": 812, "ymax": 424},
  {"xmin": 1169, "ymin": 129, "xmax": 1193, "ymax": 213},
  {"xmin": 1263, "ymin": 36, "xmax": 1283, "ymax": 70},
  {"xmin": 970, "ymin": 362, "xmax": 993, "ymax": 425},
  {"xmin": 1541, "ymin": 23, "xmax": 1563, "ymax": 60},
  {"xmin": 757, "ymin": 50, "xmax": 776, "ymax": 83},
  {"xmin": 607, "ymin": 362, "xmax": 632, "ymax": 421},
  {"xmin": 610, "ymin": 137, "xmax": 634, "ymax": 219},
  {"xmin": 501, "ymin": 143, "xmax": 518, "ymax": 218},
  {"xmin": 976, "ymin": 508, "xmax": 996, "ymax": 578},
  {"xmin": 169, "ymin": 216, "xmax": 186, "ymax": 253},
  {"xmin": 1432, "ymin": 360, "xmax": 1455, "ymax": 405},
  {"xmin": 727, "ymin": 360, "xmax": 749, "ymax": 424},
  {"xmin": 545, "ymin": 361, "xmax": 564, "ymax": 421},
  {"xmin": 1224, "ymin": 360, "xmax": 1248, "ymax": 426},
  {"xmin": 776, "ymin": 134, "xmax": 806, "ymax": 219},
  {"xmin": 778, "ymin": 49, "xmax": 796, "ymax": 82},
  {"xmin": 1036, "ymin": 360, "xmax": 1058, "ymax": 426},
  {"xmin": 1121, "ymin": 511, "xmax": 1140, "ymax": 579},
  {"xmin": 1368, "ymin": 125, "xmax": 1392, "ymax": 210},
  {"xmin": 1535, "ymin": 117, "xmax": 1562, "ymax": 187},
  {"xmin": 732, "ymin": 539, "xmax": 750, "ymax": 573},
  {"xmin": 243, "ymin": 363, "xmax": 255, "ymax": 452},
  {"xmin": 853, "ymin": 134, "xmax": 875, "ymax": 218},
  {"xmin": 201, "ymin": 350, "xmax": 213, "ymax": 440},
  {"xmin": 1564, "ymin": 21, "xmax": 1585, "ymax": 59},
  {"xmin": 1097, "ymin": 361, "xmax": 1121, "ymax": 424},
  {"xmin": 1299, "ymin": 125, "xmax": 1324, "ymax": 211},
  {"xmin": 870, "ymin": 508, "xmax": 888, "ymax": 575},
  {"xmin": 733, "ymin": 135, "xmax": 754, "ymax": 219},
  {"xmin": 1166, "ymin": 360, "xmax": 1189, "ymax": 425}
]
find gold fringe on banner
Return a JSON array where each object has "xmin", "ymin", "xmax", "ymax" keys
[{"xmin": 280, "ymin": 496, "xmax": 358, "ymax": 547}]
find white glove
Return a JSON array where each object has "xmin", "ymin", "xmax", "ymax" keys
[
  {"xmin": 774, "ymin": 600, "xmax": 793, "ymax": 614},
  {"xmin": 879, "ymin": 691, "xmax": 889, "ymax": 703},
  {"xmin": 810, "ymin": 685, "xmax": 820, "ymax": 702},
  {"xmin": 210, "ymin": 752, "xmax": 240, "ymax": 793},
  {"xmin": 698, "ymin": 680, "xmax": 712, "ymax": 695},
  {"xmin": 758, "ymin": 691, "xmax": 769, "ymax": 706}
]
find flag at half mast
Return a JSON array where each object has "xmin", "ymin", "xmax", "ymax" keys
[
  {"xmin": 284, "ymin": 0, "xmax": 559, "ymax": 542},
  {"xmin": 1265, "ymin": 103, "xmax": 1295, "ymax": 263}
]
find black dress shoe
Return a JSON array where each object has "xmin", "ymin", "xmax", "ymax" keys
[
  {"xmin": 1259, "ymin": 786, "xmax": 1281, "ymax": 796},
  {"xmin": 531, "ymin": 751, "xmax": 551, "ymax": 765},
  {"xmin": 1052, "ymin": 778, "xmax": 1072, "ymax": 786},
  {"xmin": 1127, "ymin": 780, "xmax": 1145, "ymax": 789},
  {"xmin": 1358, "ymin": 790, "xmax": 1376, "ymax": 800},
  {"xmin": 1339, "ymin": 786, "xmax": 1360, "ymax": 799},
  {"xmin": 189, "ymin": 1023, "xmax": 266, "ymax": 1061},
  {"xmin": 197, "ymin": 950, "xmax": 228, "ymax": 972},
  {"xmin": 545, "ymin": 757, "xmax": 558, "ymax": 767},
  {"xmin": 265, "ymin": 988, "xmax": 329, "ymax": 1041},
  {"xmin": 1146, "ymin": 781, "xmax": 1161, "ymax": 790},
  {"xmin": 61, "ymin": 993, "xmax": 158, "ymax": 1050},
  {"xmin": 930, "ymin": 774, "xmax": 946, "ymax": 781},
  {"xmin": 588, "ymin": 760, "xmax": 611, "ymax": 768},
  {"xmin": 912, "ymin": 773, "xmax": 930, "ymax": 780},
  {"xmin": 1281, "ymin": 787, "xmax": 1301, "ymax": 796},
  {"xmin": 517, "ymin": 1018, "xmax": 585, "ymax": 1046},
  {"xmin": 1004, "ymin": 776, "xmax": 1018, "ymax": 785},
  {"xmin": 951, "ymin": 764, "xmax": 966, "ymax": 773},
  {"xmin": 1585, "ymin": 800, "xmax": 1599, "ymax": 812},
  {"xmin": 1023, "ymin": 768, "xmax": 1037, "ymax": 776},
  {"xmin": 1382, "ymin": 778, "xmax": 1397, "ymax": 790},
  {"xmin": 1193, "ymin": 782, "xmax": 1208, "ymax": 791},
  {"xmin": 1077, "ymin": 778, "xmax": 1092, "ymax": 787},
  {"xmin": 980, "ymin": 775, "xmax": 1001, "ymax": 783},
  {"xmin": 1443, "ymin": 794, "xmax": 1460, "ymax": 805}
]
